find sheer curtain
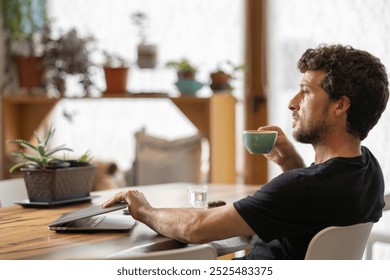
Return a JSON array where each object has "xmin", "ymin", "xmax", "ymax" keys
[
  {"xmin": 45, "ymin": 0, "xmax": 245, "ymax": 174},
  {"xmin": 266, "ymin": 0, "xmax": 390, "ymax": 259}
]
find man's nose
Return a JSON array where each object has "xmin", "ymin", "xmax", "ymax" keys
[{"xmin": 288, "ymin": 92, "xmax": 300, "ymax": 112}]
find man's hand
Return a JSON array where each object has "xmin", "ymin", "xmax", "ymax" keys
[
  {"xmin": 102, "ymin": 190, "xmax": 151, "ymax": 221},
  {"xmin": 103, "ymin": 190, "xmax": 254, "ymax": 244},
  {"xmin": 258, "ymin": 125, "xmax": 306, "ymax": 171}
]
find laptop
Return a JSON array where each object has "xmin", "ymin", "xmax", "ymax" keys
[{"xmin": 48, "ymin": 202, "xmax": 135, "ymax": 232}]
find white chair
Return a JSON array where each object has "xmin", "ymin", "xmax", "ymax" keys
[
  {"xmin": 129, "ymin": 130, "xmax": 203, "ymax": 186},
  {"xmin": 305, "ymin": 222, "xmax": 374, "ymax": 260},
  {"xmin": 365, "ymin": 193, "xmax": 390, "ymax": 259},
  {"xmin": 0, "ymin": 178, "xmax": 28, "ymax": 207},
  {"xmin": 109, "ymin": 244, "xmax": 217, "ymax": 260}
]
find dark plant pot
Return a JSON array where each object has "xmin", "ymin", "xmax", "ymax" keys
[
  {"xmin": 16, "ymin": 56, "xmax": 44, "ymax": 88},
  {"xmin": 67, "ymin": 160, "xmax": 91, "ymax": 167},
  {"xmin": 21, "ymin": 165, "xmax": 95, "ymax": 203},
  {"xmin": 178, "ymin": 70, "xmax": 196, "ymax": 80},
  {"xmin": 210, "ymin": 71, "xmax": 231, "ymax": 92},
  {"xmin": 210, "ymin": 82, "xmax": 231, "ymax": 92},
  {"xmin": 103, "ymin": 67, "xmax": 129, "ymax": 93}
]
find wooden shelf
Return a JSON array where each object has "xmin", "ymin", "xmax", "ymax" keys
[{"xmin": 1, "ymin": 94, "xmax": 236, "ymax": 183}]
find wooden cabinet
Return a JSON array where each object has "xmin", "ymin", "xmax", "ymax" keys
[{"xmin": 1, "ymin": 94, "xmax": 236, "ymax": 183}]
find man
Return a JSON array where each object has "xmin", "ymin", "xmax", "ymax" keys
[{"xmin": 103, "ymin": 44, "xmax": 389, "ymax": 259}]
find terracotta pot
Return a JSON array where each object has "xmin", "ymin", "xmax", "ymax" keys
[
  {"xmin": 16, "ymin": 56, "xmax": 44, "ymax": 88},
  {"xmin": 103, "ymin": 67, "xmax": 129, "ymax": 93},
  {"xmin": 21, "ymin": 165, "xmax": 95, "ymax": 203}
]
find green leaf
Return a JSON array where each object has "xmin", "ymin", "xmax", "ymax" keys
[
  {"xmin": 7, "ymin": 139, "xmax": 37, "ymax": 152},
  {"xmin": 11, "ymin": 151, "xmax": 23, "ymax": 157},
  {"xmin": 44, "ymin": 125, "xmax": 55, "ymax": 147},
  {"xmin": 34, "ymin": 130, "xmax": 42, "ymax": 144},
  {"xmin": 37, "ymin": 143, "xmax": 46, "ymax": 157},
  {"xmin": 78, "ymin": 150, "xmax": 93, "ymax": 163},
  {"xmin": 46, "ymin": 145, "xmax": 73, "ymax": 156},
  {"xmin": 9, "ymin": 162, "xmax": 27, "ymax": 173},
  {"xmin": 19, "ymin": 151, "xmax": 43, "ymax": 163}
]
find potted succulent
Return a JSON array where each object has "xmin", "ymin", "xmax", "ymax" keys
[
  {"xmin": 102, "ymin": 51, "xmax": 130, "ymax": 94},
  {"xmin": 8, "ymin": 126, "xmax": 95, "ymax": 203},
  {"xmin": 131, "ymin": 11, "xmax": 158, "ymax": 69},
  {"xmin": 210, "ymin": 61, "xmax": 246, "ymax": 92},
  {"xmin": 1, "ymin": 0, "xmax": 46, "ymax": 90},
  {"xmin": 166, "ymin": 58, "xmax": 203, "ymax": 96}
]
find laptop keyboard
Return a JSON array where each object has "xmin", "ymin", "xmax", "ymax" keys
[{"xmin": 62, "ymin": 216, "xmax": 105, "ymax": 228}]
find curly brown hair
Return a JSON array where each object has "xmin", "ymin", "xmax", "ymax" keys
[{"xmin": 297, "ymin": 44, "xmax": 389, "ymax": 140}]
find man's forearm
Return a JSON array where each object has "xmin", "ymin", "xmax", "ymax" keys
[
  {"xmin": 138, "ymin": 207, "xmax": 211, "ymax": 243},
  {"xmin": 280, "ymin": 154, "xmax": 306, "ymax": 171},
  {"xmin": 136, "ymin": 205, "xmax": 254, "ymax": 244}
]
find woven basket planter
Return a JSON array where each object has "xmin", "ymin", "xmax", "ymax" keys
[{"xmin": 21, "ymin": 165, "xmax": 95, "ymax": 203}]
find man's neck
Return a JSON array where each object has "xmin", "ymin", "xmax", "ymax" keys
[{"xmin": 313, "ymin": 134, "xmax": 361, "ymax": 164}]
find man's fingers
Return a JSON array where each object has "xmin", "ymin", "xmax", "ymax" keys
[{"xmin": 102, "ymin": 192, "xmax": 125, "ymax": 208}]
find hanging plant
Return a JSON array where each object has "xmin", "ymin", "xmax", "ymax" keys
[{"xmin": 131, "ymin": 11, "xmax": 157, "ymax": 68}]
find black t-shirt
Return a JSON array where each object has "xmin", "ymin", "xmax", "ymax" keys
[{"xmin": 233, "ymin": 146, "xmax": 385, "ymax": 259}]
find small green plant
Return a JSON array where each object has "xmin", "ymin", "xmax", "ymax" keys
[
  {"xmin": 2, "ymin": 0, "xmax": 46, "ymax": 56},
  {"xmin": 7, "ymin": 126, "xmax": 92, "ymax": 173},
  {"xmin": 166, "ymin": 58, "xmax": 198, "ymax": 80},
  {"xmin": 78, "ymin": 150, "xmax": 94, "ymax": 163},
  {"xmin": 214, "ymin": 60, "xmax": 246, "ymax": 78},
  {"xmin": 166, "ymin": 58, "xmax": 197, "ymax": 73}
]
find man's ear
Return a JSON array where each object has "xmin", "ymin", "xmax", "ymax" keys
[{"xmin": 334, "ymin": 96, "xmax": 351, "ymax": 117}]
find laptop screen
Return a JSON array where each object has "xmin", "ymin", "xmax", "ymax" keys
[{"xmin": 48, "ymin": 202, "xmax": 128, "ymax": 226}]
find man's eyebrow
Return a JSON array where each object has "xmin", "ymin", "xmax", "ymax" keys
[{"xmin": 300, "ymin": 83, "xmax": 310, "ymax": 88}]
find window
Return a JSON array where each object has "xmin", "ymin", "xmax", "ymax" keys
[
  {"xmin": 47, "ymin": 0, "xmax": 245, "ymax": 97},
  {"xmin": 267, "ymin": 0, "xmax": 390, "ymax": 188},
  {"xmin": 46, "ymin": 0, "xmax": 245, "ymax": 176}
]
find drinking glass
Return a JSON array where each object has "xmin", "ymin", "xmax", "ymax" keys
[{"xmin": 187, "ymin": 185, "xmax": 208, "ymax": 208}]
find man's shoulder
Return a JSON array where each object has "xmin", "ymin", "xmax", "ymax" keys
[{"xmin": 262, "ymin": 168, "xmax": 309, "ymax": 192}]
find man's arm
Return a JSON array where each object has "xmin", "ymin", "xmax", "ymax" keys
[{"xmin": 103, "ymin": 190, "xmax": 254, "ymax": 244}]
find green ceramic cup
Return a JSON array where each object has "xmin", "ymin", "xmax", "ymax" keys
[{"xmin": 242, "ymin": 130, "xmax": 278, "ymax": 154}]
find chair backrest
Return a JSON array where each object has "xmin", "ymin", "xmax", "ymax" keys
[
  {"xmin": 0, "ymin": 178, "xmax": 28, "ymax": 207},
  {"xmin": 131, "ymin": 130, "xmax": 203, "ymax": 186},
  {"xmin": 114, "ymin": 244, "xmax": 217, "ymax": 260},
  {"xmin": 305, "ymin": 222, "xmax": 374, "ymax": 260},
  {"xmin": 383, "ymin": 193, "xmax": 390, "ymax": 211}
]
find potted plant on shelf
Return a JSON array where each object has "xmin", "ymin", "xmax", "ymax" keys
[
  {"xmin": 210, "ymin": 61, "xmax": 246, "ymax": 93},
  {"xmin": 131, "ymin": 11, "xmax": 158, "ymax": 69},
  {"xmin": 166, "ymin": 58, "xmax": 203, "ymax": 96},
  {"xmin": 1, "ymin": 0, "xmax": 46, "ymax": 90},
  {"xmin": 166, "ymin": 58, "xmax": 198, "ymax": 80},
  {"xmin": 102, "ymin": 51, "xmax": 130, "ymax": 94},
  {"xmin": 8, "ymin": 126, "xmax": 95, "ymax": 203},
  {"xmin": 41, "ymin": 24, "xmax": 96, "ymax": 97}
]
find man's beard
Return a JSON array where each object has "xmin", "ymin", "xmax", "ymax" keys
[
  {"xmin": 292, "ymin": 102, "xmax": 333, "ymax": 145},
  {"xmin": 293, "ymin": 120, "xmax": 332, "ymax": 144}
]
